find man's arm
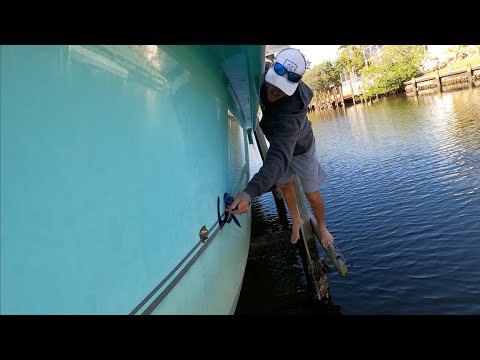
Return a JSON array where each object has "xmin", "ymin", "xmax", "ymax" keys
[{"xmin": 228, "ymin": 115, "xmax": 301, "ymax": 215}]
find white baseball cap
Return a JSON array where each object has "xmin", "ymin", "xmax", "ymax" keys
[{"xmin": 265, "ymin": 47, "xmax": 306, "ymax": 96}]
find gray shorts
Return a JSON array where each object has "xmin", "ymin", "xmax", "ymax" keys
[{"xmin": 277, "ymin": 137, "xmax": 327, "ymax": 193}]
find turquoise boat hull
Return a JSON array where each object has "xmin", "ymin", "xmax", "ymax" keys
[{"xmin": 0, "ymin": 45, "xmax": 264, "ymax": 314}]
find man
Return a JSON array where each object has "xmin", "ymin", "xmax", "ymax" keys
[{"xmin": 227, "ymin": 47, "xmax": 334, "ymax": 248}]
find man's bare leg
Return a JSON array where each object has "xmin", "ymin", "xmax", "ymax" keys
[
  {"xmin": 278, "ymin": 180, "xmax": 304, "ymax": 244},
  {"xmin": 305, "ymin": 190, "xmax": 333, "ymax": 248}
]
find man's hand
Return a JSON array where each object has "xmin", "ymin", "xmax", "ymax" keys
[{"xmin": 227, "ymin": 193, "xmax": 250, "ymax": 215}]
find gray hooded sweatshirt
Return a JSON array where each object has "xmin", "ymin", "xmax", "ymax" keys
[{"xmin": 241, "ymin": 80, "xmax": 314, "ymax": 201}]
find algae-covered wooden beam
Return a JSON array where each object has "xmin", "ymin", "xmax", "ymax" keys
[{"xmin": 310, "ymin": 217, "xmax": 348, "ymax": 277}]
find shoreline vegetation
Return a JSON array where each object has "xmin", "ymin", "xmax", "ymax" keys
[{"xmin": 303, "ymin": 45, "xmax": 480, "ymax": 108}]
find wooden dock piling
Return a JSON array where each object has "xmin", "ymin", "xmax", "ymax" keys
[
  {"xmin": 435, "ymin": 71, "xmax": 442, "ymax": 93},
  {"xmin": 339, "ymin": 85, "xmax": 345, "ymax": 107},
  {"xmin": 467, "ymin": 63, "xmax": 473, "ymax": 88}
]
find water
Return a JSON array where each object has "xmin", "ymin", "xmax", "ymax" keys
[{"xmin": 236, "ymin": 89, "xmax": 480, "ymax": 315}]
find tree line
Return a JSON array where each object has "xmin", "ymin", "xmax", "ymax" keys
[{"xmin": 302, "ymin": 45, "xmax": 479, "ymax": 102}]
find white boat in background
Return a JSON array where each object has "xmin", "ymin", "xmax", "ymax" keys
[{"xmin": 0, "ymin": 45, "xmax": 265, "ymax": 314}]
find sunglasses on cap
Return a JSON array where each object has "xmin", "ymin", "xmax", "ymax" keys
[{"xmin": 273, "ymin": 62, "xmax": 302, "ymax": 83}]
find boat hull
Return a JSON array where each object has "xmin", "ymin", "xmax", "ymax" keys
[{"xmin": 0, "ymin": 45, "xmax": 264, "ymax": 314}]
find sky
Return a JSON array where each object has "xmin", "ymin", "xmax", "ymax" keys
[{"xmin": 290, "ymin": 45, "xmax": 341, "ymax": 67}]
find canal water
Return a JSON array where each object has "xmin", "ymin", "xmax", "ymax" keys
[{"xmin": 235, "ymin": 88, "xmax": 480, "ymax": 315}]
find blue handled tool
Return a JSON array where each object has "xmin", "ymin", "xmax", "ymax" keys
[
  {"xmin": 223, "ymin": 193, "xmax": 241, "ymax": 227},
  {"xmin": 216, "ymin": 193, "xmax": 241, "ymax": 230}
]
